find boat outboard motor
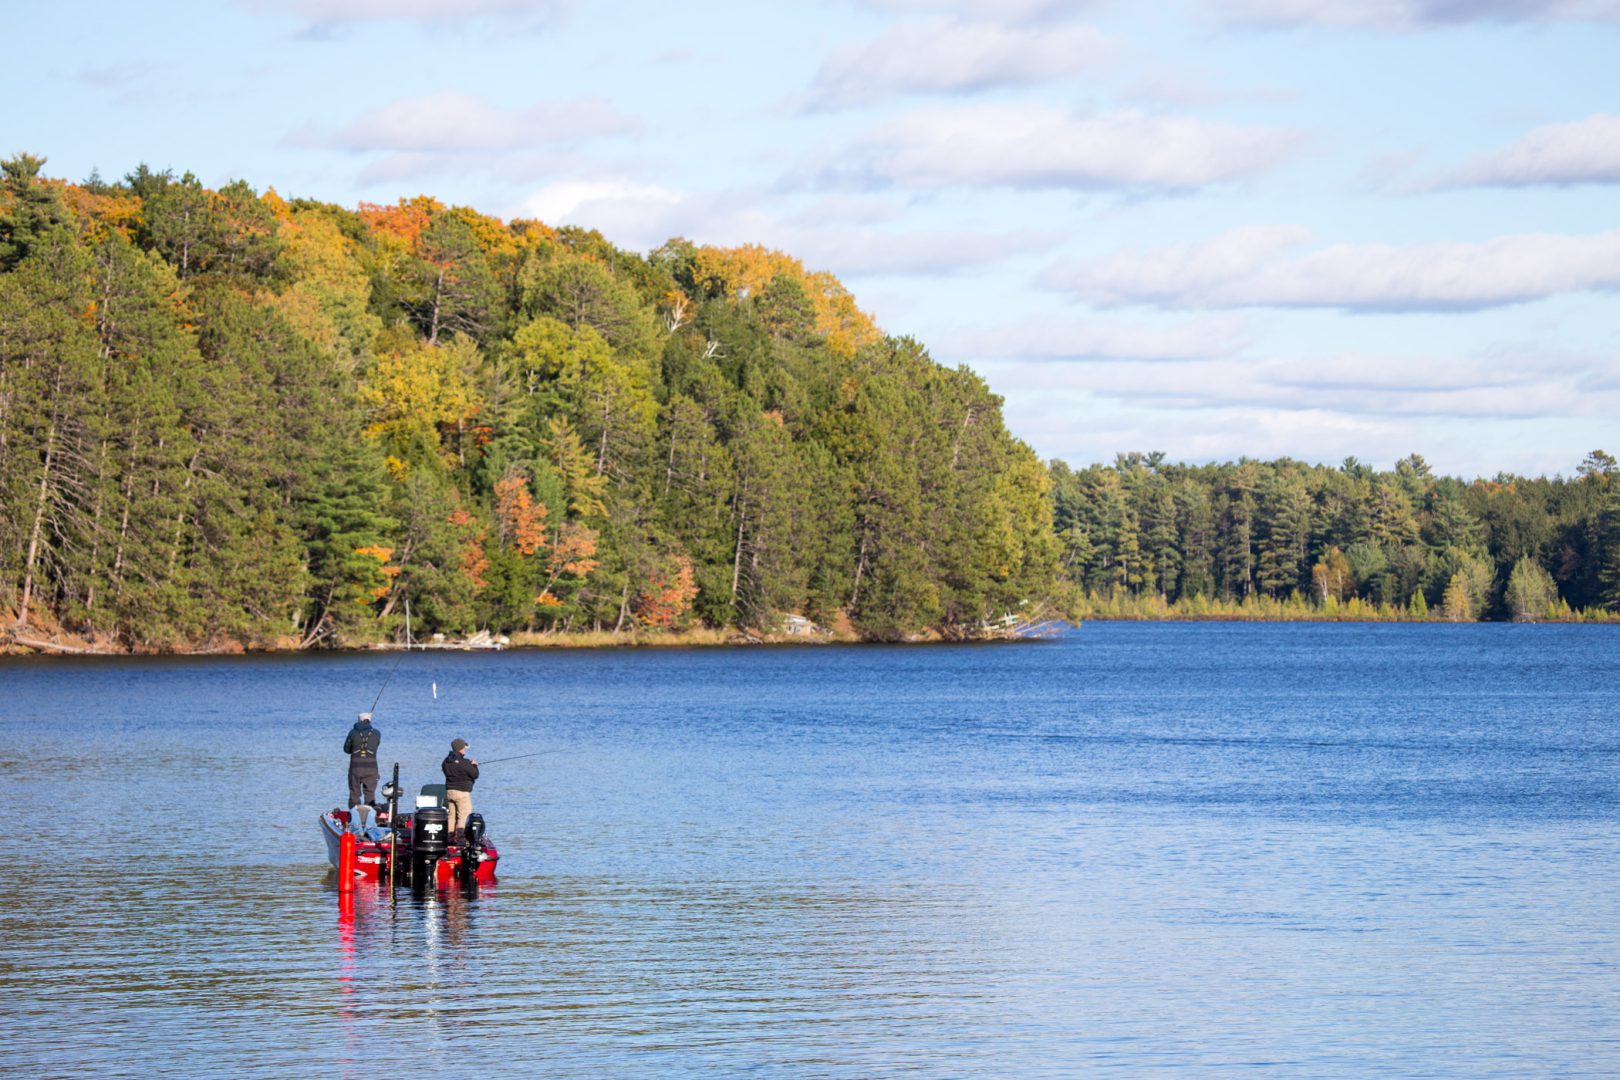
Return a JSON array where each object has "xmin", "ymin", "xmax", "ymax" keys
[
  {"xmin": 457, "ymin": 813, "xmax": 486, "ymax": 885},
  {"xmin": 411, "ymin": 805, "xmax": 450, "ymax": 886}
]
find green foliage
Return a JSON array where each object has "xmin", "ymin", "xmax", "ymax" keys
[
  {"xmin": 0, "ymin": 154, "xmax": 69, "ymax": 269},
  {"xmin": 400, "ymin": 212, "xmax": 501, "ymax": 345},
  {"xmin": 1050, "ymin": 452, "xmax": 1616, "ymax": 621},
  {"xmin": 1, "ymin": 161, "xmax": 1065, "ymax": 647},
  {"xmin": 1505, "ymin": 555, "xmax": 1557, "ymax": 620}
]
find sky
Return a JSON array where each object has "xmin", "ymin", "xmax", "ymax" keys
[{"xmin": 10, "ymin": 0, "xmax": 1620, "ymax": 477}]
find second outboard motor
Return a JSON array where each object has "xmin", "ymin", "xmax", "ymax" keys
[
  {"xmin": 456, "ymin": 813, "xmax": 487, "ymax": 886},
  {"xmin": 411, "ymin": 805, "xmax": 450, "ymax": 887}
]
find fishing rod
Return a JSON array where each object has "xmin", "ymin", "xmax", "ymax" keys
[
  {"xmin": 477, "ymin": 749, "xmax": 571, "ymax": 765},
  {"xmin": 366, "ymin": 648, "xmax": 410, "ymax": 717}
]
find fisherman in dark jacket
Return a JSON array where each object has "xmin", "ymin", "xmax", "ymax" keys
[
  {"xmin": 344, "ymin": 712, "xmax": 381, "ymax": 833},
  {"xmin": 442, "ymin": 738, "xmax": 479, "ymax": 839}
]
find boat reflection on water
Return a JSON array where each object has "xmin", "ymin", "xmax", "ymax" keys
[
  {"xmin": 335, "ymin": 882, "xmax": 366, "ymax": 1066},
  {"xmin": 326, "ymin": 870, "xmax": 501, "ymax": 1074},
  {"xmin": 420, "ymin": 875, "xmax": 490, "ymax": 932}
]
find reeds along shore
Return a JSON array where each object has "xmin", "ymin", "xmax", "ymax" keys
[{"xmin": 1076, "ymin": 590, "xmax": 1620, "ymax": 623}]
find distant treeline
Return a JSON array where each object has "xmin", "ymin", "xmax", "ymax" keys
[
  {"xmin": 0, "ymin": 156, "xmax": 1060, "ymax": 649},
  {"xmin": 1050, "ymin": 451, "xmax": 1620, "ymax": 622}
]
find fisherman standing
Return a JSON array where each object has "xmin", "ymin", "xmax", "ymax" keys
[
  {"xmin": 442, "ymin": 738, "xmax": 478, "ymax": 838},
  {"xmin": 344, "ymin": 712, "xmax": 381, "ymax": 833}
]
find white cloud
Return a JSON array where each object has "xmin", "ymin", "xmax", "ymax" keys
[
  {"xmin": 1124, "ymin": 67, "xmax": 1296, "ymax": 107},
  {"xmin": 1210, "ymin": 0, "xmax": 1620, "ymax": 26},
  {"xmin": 1021, "ymin": 397, "xmax": 1609, "ymax": 475},
  {"xmin": 807, "ymin": 19, "xmax": 1114, "ymax": 108},
  {"xmin": 811, "ymin": 229, "xmax": 1060, "ymax": 276},
  {"xmin": 783, "ymin": 195, "xmax": 907, "ymax": 227},
  {"xmin": 517, "ymin": 179, "xmax": 1057, "ymax": 275},
  {"xmin": 1122, "ymin": 352, "xmax": 1610, "ymax": 421},
  {"xmin": 298, "ymin": 91, "xmax": 638, "ymax": 154},
  {"xmin": 1041, "ymin": 226, "xmax": 1620, "ymax": 311},
  {"xmin": 522, "ymin": 180, "xmax": 685, "ymax": 226},
  {"xmin": 1018, "ymin": 384, "xmax": 1397, "ymax": 466},
  {"xmin": 985, "ymin": 339, "xmax": 1619, "ymax": 476},
  {"xmin": 811, "ymin": 106, "xmax": 1301, "ymax": 192},
  {"xmin": 1433, "ymin": 114, "xmax": 1620, "ymax": 188},
  {"xmin": 244, "ymin": 0, "xmax": 575, "ymax": 29},
  {"xmin": 521, "ymin": 180, "xmax": 760, "ymax": 248},
  {"xmin": 940, "ymin": 314, "xmax": 1252, "ymax": 362}
]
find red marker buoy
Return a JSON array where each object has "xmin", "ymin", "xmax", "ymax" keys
[{"xmin": 338, "ymin": 831, "xmax": 357, "ymax": 893}]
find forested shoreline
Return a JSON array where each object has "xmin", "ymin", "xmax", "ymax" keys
[
  {"xmin": 3, "ymin": 158, "xmax": 1617, "ymax": 654},
  {"xmin": 0, "ymin": 156, "xmax": 1061, "ymax": 652},
  {"xmin": 1054, "ymin": 452, "xmax": 1620, "ymax": 624}
]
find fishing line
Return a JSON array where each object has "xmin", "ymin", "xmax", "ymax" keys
[
  {"xmin": 477, "ymin": 749, "xmax": 570, "ymax": 765},
  {"xmin": 367, "ymin": 648, "xmax": 410, "ymax": 717}
]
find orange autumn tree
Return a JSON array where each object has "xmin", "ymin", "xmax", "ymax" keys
[
  {"xmin": 636, "ymin": 554, "xmax": 698, "ymax": 630},
  {"xmin": 353, "ymin": 546, "xmax": 401, "ymax": 605},
  {"xmin": 493, "ymin": 472, "xmax": 548, "ymax": 556},
  {"xmin": 447, "ymin": 507, "xmax": 490, "ymax": 592},
  {"xmin": 534, "ymin": 523, "xmax": 600, "ymax": 621},
  {"xmin": 358, "ymin": 195, "xmax": 440, "ymax": 249},
  {"xmin": 59, "ymin": 181, "xmax": 142, "ymax": 245}
]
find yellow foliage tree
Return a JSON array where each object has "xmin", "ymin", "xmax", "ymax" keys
[
  {"xmin": 692, "ymin": 244, "xmax": 880, "ymax": 357},
  {"xmin": 1311, "ymin": 546, "xmax": 1352, "ymax": 603},
  {"xmin": 268, "ymin": 208, "xmax": 381, "ymax": 372},
  {"xmin": 360, "ymin": 333, "xmax": 481, "ymax": 466}
]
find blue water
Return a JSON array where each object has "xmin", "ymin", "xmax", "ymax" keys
[{"xmin": 4, "ymin": 623, "xmax": 1617, "ymax": 1076}]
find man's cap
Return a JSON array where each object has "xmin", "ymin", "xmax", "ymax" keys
[
  {"xmin": 358, "ymin": 712, "xmax": 372, "ymax": 722},
  {"xmin": 451, "ymin": 738, "xmax": 468, "ymax": 751}
]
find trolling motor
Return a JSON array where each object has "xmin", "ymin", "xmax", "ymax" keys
[
  {"xmin": 379, "ymin": 778, "xmax": 402, "ymax": 819},
  {"xmin": 382, "ymin": 766, "xmax": 402, "ymax": 890},
  {"xmin": 456, "ymin": 813, "xmax": 486, "ymax": 887}
]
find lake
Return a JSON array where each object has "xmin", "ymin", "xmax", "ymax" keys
[{"xmin": 4, "ymin": 622, "xmax": 1617, "ymax": 1077}]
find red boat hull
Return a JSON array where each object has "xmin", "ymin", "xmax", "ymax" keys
[{"xmin": 320, "ymin": 810, "xmax": 498, "ymax": 885}]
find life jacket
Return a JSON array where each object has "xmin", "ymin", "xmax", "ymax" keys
[{"xmin": 346, "ymin": 722, "xmax": 381, "ymax": 762}]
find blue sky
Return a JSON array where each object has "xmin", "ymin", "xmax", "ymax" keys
[{"xmin": 11, "ymin": 0, "xmax": 1619, "ymax": 476}]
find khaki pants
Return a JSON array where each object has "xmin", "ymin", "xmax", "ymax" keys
[{"xmin": 446, "ymin": 790, "xmax": 473, "ymax": 836}]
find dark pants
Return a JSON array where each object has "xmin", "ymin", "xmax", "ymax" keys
[{"xmin": 348, "ymin": 763, "xmax": 378, "ymax": 807}]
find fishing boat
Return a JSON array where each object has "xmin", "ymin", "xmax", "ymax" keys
[{"xmin": 320, "ymin": 772, "xmax": 498, "ymax": 887}]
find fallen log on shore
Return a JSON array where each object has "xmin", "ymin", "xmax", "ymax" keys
[{"xmin": 10, "ymin": 635, "xmax": 101, "ymax": 654}]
